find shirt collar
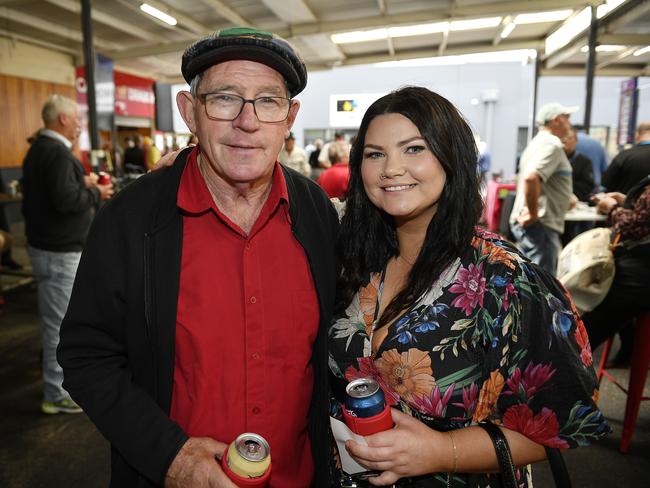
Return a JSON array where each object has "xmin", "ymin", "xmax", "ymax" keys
[
  {"xmin": 40, "ymin": 129, "xmax": 72, "ymax": 149},
  {"xmin": 177, "ymin": 147, "xmax": 290, "ymax": 222}
]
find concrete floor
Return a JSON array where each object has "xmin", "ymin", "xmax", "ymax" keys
[{"xmin": 0, "ymin": 232, "xmax": 648, "ymax": 487}]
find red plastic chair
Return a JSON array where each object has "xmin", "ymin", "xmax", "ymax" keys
[{"xmin": 597, "ymin": 312, "xmax": 650, "ymax": 453}]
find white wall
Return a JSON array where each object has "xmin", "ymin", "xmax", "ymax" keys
[{"xmin": 292, "ymin": 60, "xmax": 650, "ymax": 178}]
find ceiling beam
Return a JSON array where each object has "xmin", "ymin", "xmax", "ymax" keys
[
  {"xmin": 600, "ymin": 33, "xmax": 650, "ymax": 45},
  {"xmin": 543, "ymin": 0, "xmax": 648, "ymax": 66},
  {"xmin": 438, "ymin": 27, "xmax": 450, "ymax": 56},
  {"xmin": 596, "ymin": 46, "xmax": 639, "ymax": 69},
  {"xmin": 0, "ymin": 6, "xmax": 124, "ymax": 51},
  {"xmin": 262, "ymin": 0, "xmax": 317, "ymax": 24},
  {"xmin": 540, "ymin": 64, "xmax": 648, "ymax": 76},
  {"xmin": 0, "ymin": 27, "xmax": 78, "ymax": 55},
  {"xmin": 198, "ymin": 0, "xmax": 251, "ymax": 26},
  {"xmin": 44, "ymin": 0, "xmax": 167, "ymax": 43}
]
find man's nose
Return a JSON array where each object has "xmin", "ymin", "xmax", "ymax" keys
[{"xmin": 233, "ymin": 101, "xmax": 260, "ymax": 131}]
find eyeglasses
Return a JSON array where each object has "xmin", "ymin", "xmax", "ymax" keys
[{"xmin": 197, "ymin": 92, "xmax": 292, "ymax": 123}]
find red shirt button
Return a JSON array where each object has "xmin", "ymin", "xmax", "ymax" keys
[
  {"xmin": 252, "ymin": 407, "xmax": 261, "ymax": 414},
  {"xmin": 250, "ymin": 296, "xmax": 257, "ymax": 304},
  {"xmin": 252, "ymin": 352, "xmax": 260, "ymax": 360}
]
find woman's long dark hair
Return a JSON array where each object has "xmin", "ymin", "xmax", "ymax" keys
[{"xmin": 336, "ymin": 86, "xmax": 483, "ymax": 328}]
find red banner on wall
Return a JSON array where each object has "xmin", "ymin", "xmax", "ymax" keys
[{"xmin": 114, "ymin": 71, "xmax": 155, "ymax": 118}]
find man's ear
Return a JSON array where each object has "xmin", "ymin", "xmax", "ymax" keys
[
  {"xmin": 177, "ymin": 91, "xmax": 197, "ymax": 133},
  {"xmin": 286, "ymin": 99, "xmax": 300, "ymax": 131}
]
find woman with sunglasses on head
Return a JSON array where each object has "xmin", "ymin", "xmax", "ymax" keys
[{"xmin": 329, "ymin": 86, "xmax": 609, "ymax": 487}]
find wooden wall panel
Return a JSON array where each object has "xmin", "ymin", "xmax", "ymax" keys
[{"xmin": 0, "ymin": 74, "xmax": 75, "ymax": 168}]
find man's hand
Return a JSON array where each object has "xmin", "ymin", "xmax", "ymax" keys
[
  {"xmin": 84, "ymin": 172, "xmax": 99, "ymax": 188},
  {"xmin": 592, "ymin": 191, "xmax": 625, "ymax": 215},
  {"xmin": 515, "ymin": 208, "xmax": 538, "ymax": 228},
  {"xmin": 97, "ymin": 183, "xmax": 114, "ymax": 201},
  {"xmin": 165, "ymin": 437, "xmax": 237, "ymax": 488},
  {"xmin": 151, "ymin": 148, "xmax": 184, "ymax": 172}
]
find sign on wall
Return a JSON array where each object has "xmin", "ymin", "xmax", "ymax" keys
[
  {"xmin": 329, "ymin": 93, "xmax": 384, "ymax": 128},
  {"xmin": 617, "ymin": 77, "xmax": 638, "ymax": 146}
]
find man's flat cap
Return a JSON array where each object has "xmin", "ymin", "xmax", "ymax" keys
[{"xmin": 181, "ymin": 27, "xmax": 307, "ymax": 97}]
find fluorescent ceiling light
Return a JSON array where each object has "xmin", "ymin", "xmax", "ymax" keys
[
  {"xmin": 597, "ymin": 0, "xmax": 627, "ymax": 19},
  {"xmin": 140, "ymin": 3, "xmax": 177, "ymax": 26},
  {"xmin": 545, "ymin": 6, "xmax": 591, "ymax": 55},
  {"xmin": 514, "ymin": 9, "xmax": 573, "ymax": 24},
  {"xmin": 449, "ymin": 17, "xmax": 502, "ymax": 31},
  {"xmin": 500, "ymin": 22, "xmax": 516, "ymax": 39},
  {"xmin": 331, "ymin": 28, "xmax": 387, "ymax": 44},
  {"xmin": 633, "ymin": 46, "xmax": 650, "ymax": 56},
  {"xmin": 331, "ymin": 16, "xmax": 501, "ymax": 44},
  {"xmin": 375, "ymin": 49, "xmax": 536, "ymax": 68},
  {"xmin": 388, "ymin": 22, "xmax": 448, "ymax": 38},
  {"xmin": 580, "ymin": 44, "xmax": 626, "ymax": 53}
]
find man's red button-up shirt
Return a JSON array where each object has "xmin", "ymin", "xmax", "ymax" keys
[{"xmin": 171, "ymin": 148, "xmax": 319, "ymax": 486}]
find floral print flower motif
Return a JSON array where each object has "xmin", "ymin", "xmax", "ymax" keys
[
  {"xmin": 546, "ymin": 295, "xmax": 573, "ymax": 342},
  {"xmin": 375, "ymin": 348, "xmax": 436, "ymax": 403},
  {"xmin": 410, "ymin": 383, "xmax": 456, "ymax": 417},
  {"xmin": 452, "ymin": 383, "xmax": 479, "ymax": 418},
  {"xmin": 472, "ymin": 370, "xmax": 505, "ymax": 422},
  {"xmin": 502, "ymin": 404, "xmax": 570, "ymax": 448},
  {"xmin": 504, "ymin": 363, "xmax": 556, "ymax": 402},
  {"xmin": 472, "ymin": 236, "xmax": 517, "ymax": 270},
  {"xmin": 392, "ymin": 312, "xmax": 419, "ymax": 345},
  {"xmin": 450, "ymin": 262, "xmax": 487, "ymax": 315},
  {"xmin": 574, "ymin": 319, "xmax": 593, "ymax": 367},
  {"xmin": 414, "ymin": 304, "xmax": 448, "ymax": 333},
  {"xmin": 359, "ymin": 274, "xmax": 381, "ymax": 336},
  {"xmin": 345, "ymin": 357, "xmax": 400, "ymax": 405}
]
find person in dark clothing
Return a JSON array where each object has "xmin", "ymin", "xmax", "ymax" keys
[
  {"xmin": 582, "ymin": 175, "xmax": 650, "ymax": 353},
  {"xmin": 58, "ymin": 28, "xmax": 337, "ymax": 488},
  {"xmin": 123, "ymin": 134, "xmax": 146, "ymax": 173},
  {"xmin": 562, "ymin": 128, "xmax": 596, "ymax": 244},
  {"xmin": 603, "ymin": 122, "xmax": 650, "ymax": 193},
  {"xmin": 21, "ymin": 94, "xmax": 113, "ymax": 415}
]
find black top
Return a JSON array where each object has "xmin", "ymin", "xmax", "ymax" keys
[
  {"xmin": 568, "ymin": 151, "xmax": 595, "ymax": 202},
  {"xmin": 603, "ymin": 143, "xmax": 650, "ymax": 193},
  {"xmin": 58, "ymin": 148, "xmax": 338, "ymax": 487},
  {"xmin": 123, "ymin": 145, "xmax": 145, "ymax": 169},
  {"xmin": 21, "ymin": 134, "xmax": 100, "ymax": 252}
]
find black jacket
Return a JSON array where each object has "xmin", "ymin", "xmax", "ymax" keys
[
  {"xmin": 21, "ymin": 134, "xmax": 100, "ymax": 251},
  {"xmin": 568, "ymin": 151, "xmax": 595, "ymax": 202},
  {"xmin": 603, "ymin": 142, "xmax": 650, "ymax": 193},
  {"xmin": 58, "ymin": 148, "xmax": 338, "ymax": 487}
]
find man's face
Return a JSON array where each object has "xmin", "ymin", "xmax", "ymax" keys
[
  {"xmin": 177, "ymin": 60, "xmax": 299, "ymax": 187},
  {"xmin": 61, "ymin": 108, "xmax": 81, "ymax": 143},
  {"xmin": 284, "ymin": 138, "xmax": 295, "ymax": 152},
  {"xmin": 550, "ymin": 114, "xmax": 571, "ymax": 138}
]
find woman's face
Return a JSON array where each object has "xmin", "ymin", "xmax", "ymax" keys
[{"xmin": 360, "ymin": 113, "xmax": 447, "ymax": 227}]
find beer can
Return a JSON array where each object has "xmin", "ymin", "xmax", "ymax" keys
[
  {"xmin": 98, "ymin": 172, "xmax": 111, "ymax": 185},
  {"xmin": 221, "ymin": 433, "xmax": 272, "ymax": 487},
  {"xmin": 345, "ymin": 378, "xmax": 386, "ymax": 418}
]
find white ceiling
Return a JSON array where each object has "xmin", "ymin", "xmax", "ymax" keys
[{"xmin": 0, "ymin": 0, "xmax": 648, "ymax": 81}]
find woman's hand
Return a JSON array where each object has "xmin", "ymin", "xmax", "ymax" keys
[{"xmin": 345, "ymin": 409, "xmax": 448, "ymax": 486}]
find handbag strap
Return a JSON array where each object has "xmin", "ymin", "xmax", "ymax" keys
[
  {"xmin": 478, "ymin": 423, "xmax": 518, "ymax": 488},
  {"xmin": 545, "ymin": 447, "xmax": 573, "ymax": 488}
]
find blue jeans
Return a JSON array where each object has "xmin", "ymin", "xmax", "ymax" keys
[
  {"xmin": 28, "ymin": 246, "xmax": 81, "ymax": 403},
  {"xmin": 510, "ymin": 222, "xmax": 561, "ymax": 276}
]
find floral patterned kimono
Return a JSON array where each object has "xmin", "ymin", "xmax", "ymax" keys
[{"xmin": 329, "ymin": 228, "xmax": 610, "ymax": 487}]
